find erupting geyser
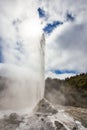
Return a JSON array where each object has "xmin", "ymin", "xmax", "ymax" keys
[{"xmin": 39, "ymin": 33, "xmax": 45, "ymax": 99}]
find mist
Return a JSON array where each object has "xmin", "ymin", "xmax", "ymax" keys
[
  {"xmin": 0, "ymin": 0, "xmax": 45, "ymax": 110},
  {"xmin": 0, "ymin": 33, "xmax": 45, "ymax": 110}
]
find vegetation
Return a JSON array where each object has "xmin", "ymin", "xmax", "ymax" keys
[{"xmin": 65, "ymin": 73, "xmax": 87, "ymax": 89}]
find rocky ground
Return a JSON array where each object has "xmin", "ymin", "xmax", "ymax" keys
[{"xmin": 0, "ymin": 99, "xmax": 87, "ymax": 130}]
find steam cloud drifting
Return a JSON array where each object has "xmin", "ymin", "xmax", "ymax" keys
[{"xmin": 0, "ymin": 0, "xmax": 45, "ymax": 110}]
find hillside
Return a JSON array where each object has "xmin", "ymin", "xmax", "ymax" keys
[{"xmin": 45, "ymin": 73, "xmax": 87, "ymax": 108}]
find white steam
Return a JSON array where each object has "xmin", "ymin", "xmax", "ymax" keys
[{"xmin": 0, "ymin": 0, "xmax": 45, "ymax": 110}]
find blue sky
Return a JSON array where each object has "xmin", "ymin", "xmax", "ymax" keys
[
  {"xmin": 43, "ymin": 21, "xmax": 63, "ymax": 34},
  {"xmin": 66, "ymin": 13, "xmax": 75, "ymax": 22},
  {"xmin": 38, "ymin": 8, "xmax": 46, "ymax": 18},
  {"xmin": 52, "ymin": 70, "xmax": 77, "ymax": 74}
]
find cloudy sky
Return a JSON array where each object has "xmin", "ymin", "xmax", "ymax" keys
[{"xmin": 0, "ymin": 0, "xmax": 87, "ymax": 79}]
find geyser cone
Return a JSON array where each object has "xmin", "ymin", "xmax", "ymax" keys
[{"xmin": 34, "ymin": 98, "xmax": 57, "ymax": 114}]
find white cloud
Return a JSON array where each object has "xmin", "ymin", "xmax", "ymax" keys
[
  {"xmin": 39, "ymin": 0, "xmax": 87, "ymax": 22},
  {"xmin": 46, "ymin": 71, "xmax": 76, "ymax": 79},
  {"xmin": 40, "ymin": 0, "xmax": 87, "ymax": 77},
  {"xmin": 46, "ymin": 21, "xmax": 87, "ymax": 72}
]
